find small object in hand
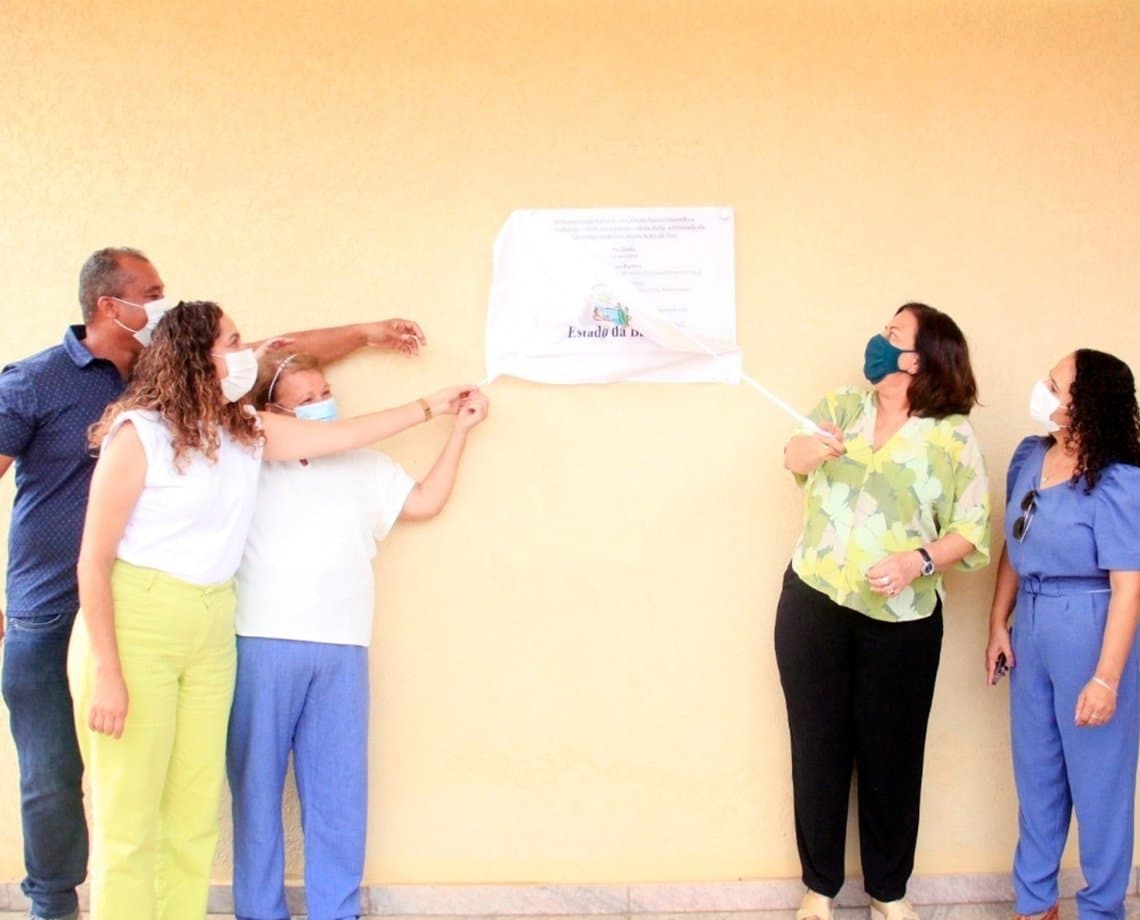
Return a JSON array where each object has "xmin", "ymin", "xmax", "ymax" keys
[{"xmin": 992, "ymin": 652, "xmax": 1010, "ymax": 685}]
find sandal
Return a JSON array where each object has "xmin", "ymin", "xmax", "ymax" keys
[
  {"xmin": 796, "ymin": 890, "xmax": 834, "ymax": 920},
  {"xmin": 870, "ymin": 897, "xmax": 919, "ymax": 920}
]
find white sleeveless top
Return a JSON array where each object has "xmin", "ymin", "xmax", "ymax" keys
[{"xmin": 106, "ymin": 409, "xmax": 263, "ymax": 585}]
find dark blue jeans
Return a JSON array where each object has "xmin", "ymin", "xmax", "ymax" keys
[{"xmin": 2, "ymin": 611, "xmax": 87, "ymax": 919}]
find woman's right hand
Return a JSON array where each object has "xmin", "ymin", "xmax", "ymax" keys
[
  {"xmin": 784, "ymin": 422, "xmax": 846, "ymax": 475},
  {"xmin": 815, "ymin": 422, "xmax": 846, "ymax": 456},
  {"xmin": 90, "ymin": 666, "xmax": 129, "ymax": 739},
  {"xmin": 985, "ymin": 625, "xmax": 1014, "ymax": 686}
]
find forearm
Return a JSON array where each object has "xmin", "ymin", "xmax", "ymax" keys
[
  {"xmin": 266, "ymin": 324, "xmax": 367, "ymax": 367},
  {"xmin": 924, "ymin": 532, "xmax": 975, "ymax": 570},
  {"xmin": 262, "ymin": 401, "xmax": 427, "ymax": 462},
  {"xmin": 883, "ymin": 532, "xmax": 979, "ymax": 587},
  {"xmin": 77, "ymin": 556, "xmax": 122, "ymax": 675},
  {"xmin": 1094, "ymin": 574, "xmax": 1140, "ymax": 686},
  {"xmin": 988, "ymin": 546, "xmax": 1019, "ymax": 631},
  {"xmin": 330, "ymin": 402, "xmax": 427, "ymax": 452},
  {"xmin": 406, "ymin": 428, "xmax": 468, "ymax": 520}
]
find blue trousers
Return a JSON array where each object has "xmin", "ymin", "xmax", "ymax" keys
[
  {"xmin": 1010, "ymin": 578, "xmax": 1140, "ymax": 920},
  {"xmin": 2, "ymin": 612, "xmax": 88, "ymax": 920},
  {"xmin": 227, "ymin": 637, "xmax": 369, "ymax": 920}
]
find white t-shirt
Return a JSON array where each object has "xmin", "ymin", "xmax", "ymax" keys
[
  {"xmin": 235, "ymin": 449, "xmax": 415, "ymax": 647},
  {"xmin": 109, "ymin": 410, "xmax": 264, "ymax": 585}
]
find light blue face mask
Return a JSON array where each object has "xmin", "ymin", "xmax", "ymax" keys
[{"xmin": 289, "ymin": 397, "xmax": 339, "ymax": 422}]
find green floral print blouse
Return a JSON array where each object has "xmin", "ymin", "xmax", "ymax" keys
[{"xmin": 791, "ymin": 388, "xmax": 991, "ymax": 622}]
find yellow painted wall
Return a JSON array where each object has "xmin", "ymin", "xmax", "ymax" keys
[{"xmin": 1, "ymin": 0, "xmax": 1138, "ymax": 887}]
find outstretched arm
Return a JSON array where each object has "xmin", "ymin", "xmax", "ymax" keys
[
  {"xmin": 249, "ymin": 319, "xmax": 426, "ymax": 367},
  {"xmin": 260, "ymin": 385, "xmax": 474, "ymax": 463}
]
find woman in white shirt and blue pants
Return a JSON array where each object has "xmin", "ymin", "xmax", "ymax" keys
[{"xmin": 227, "ymin": 351, "xmax": 488, "ymax": 920}]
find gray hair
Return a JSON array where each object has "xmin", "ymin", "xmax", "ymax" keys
[{"xmin": 78, "ymin": 247, "xmax": 150, "ymax": 323}]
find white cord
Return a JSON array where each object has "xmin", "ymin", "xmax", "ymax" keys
[{"xmin": 632, "ymin": 312, "xmax": 829, "ymax": 438}]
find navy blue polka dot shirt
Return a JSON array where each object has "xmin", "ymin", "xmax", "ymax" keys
[{"xmin": 0, "ymin": 326, "xmax": 126, "ymax": 618}]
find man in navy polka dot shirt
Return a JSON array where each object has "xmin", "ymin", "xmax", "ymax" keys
[{"xmin": 0, "ymin": 247, "xmax": 427, "ymax": 920}]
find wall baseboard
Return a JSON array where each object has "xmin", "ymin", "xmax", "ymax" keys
[{"xmin": 2, "ymin": 869, "xmax": 1132, "ymax": 915}]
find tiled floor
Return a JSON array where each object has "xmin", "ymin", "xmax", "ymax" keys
[
  {"xmin": 5, "ymin": 901, "xmax": 1140, "ymax": 919},
  {"xmin": 0, "ymin": 905, "xmax": 1134, "ymax": 920}
]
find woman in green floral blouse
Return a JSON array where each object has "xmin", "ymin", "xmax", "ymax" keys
[{"xmin": 776, "ymin": 303, "xmax": 991, "ymax": 920}]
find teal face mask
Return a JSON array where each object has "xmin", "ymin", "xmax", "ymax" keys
[
  {"xmin": 863, "ymin": 334, "xmax": 916, "ymax": 384},
  {"xmin": 290, "ymin": 397, "xmax": 339, "ymax": 422}
]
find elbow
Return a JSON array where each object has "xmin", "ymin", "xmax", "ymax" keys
[
  {"xmin": 1110, "ymin": 578, "xmax": 1140, "ymax": 610},
  {"xmin": 404, "ymin": 502, "xmax": 445, "ymax": 522},
  {"xmin": 784, "ymin": 457, "xmax": 807, "ymax": 476},
  {"xmin": 783, "ymin": 445, "xmax": 808, "ymax": 476},
  {"xmin": 77, "ymin": 548, "xmax": 115, "ymax": 586},
  {"xmin": 401, "ymin": 484, "xmax": 446, "ymax": 522}
]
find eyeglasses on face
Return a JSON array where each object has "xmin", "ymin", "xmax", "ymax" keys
[{"xmin": 1012, "ymin": 489, "xmax": 1038, "ymax": 542}]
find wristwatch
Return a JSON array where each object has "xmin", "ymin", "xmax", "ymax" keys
[{"xmin": 916, "ymin": 547, "xmax": 935, "ymax": 577}]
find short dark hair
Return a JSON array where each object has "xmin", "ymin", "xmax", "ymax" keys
[
  {"xmin": 1066, "ymin": 349, "xmax": 1140, "ymax": 490},
  {"xmin": 897, "ymin": 302, "xmax": 979, "ymax": 418},
  {"xmin": 78, "ymin": 247, "xmax": 150, "ymax": 323}
]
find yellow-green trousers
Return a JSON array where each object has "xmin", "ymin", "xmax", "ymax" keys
[{"xmin": 72, "ymin": 561, "xmax": 236, "ymax": 920}]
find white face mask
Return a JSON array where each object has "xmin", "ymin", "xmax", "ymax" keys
[
  {"xmin": 211, "ymin": 348, "xmax": 258, "ymax": 402},
  {"xmin": 111, "ymin": 296, "xmax": 173, "ymax": 347},
  {"xmin": 1029, "ymin": 379, "xmax": 1063, "ymax": 433}
]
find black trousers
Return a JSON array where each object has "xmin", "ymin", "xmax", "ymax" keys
[{"xmin": 774, "ymin": 565, "xmax": 943, "ymax": 901}]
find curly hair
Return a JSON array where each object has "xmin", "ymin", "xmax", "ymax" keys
[
  {"xmin": 89, "ymin": 301, "xmax": 263, "ymax": 470},
  {"xmin": 1060, "ymin": 349, "xmax": 1140, "ymax": 491},
  {"xmin": 897, "ymin": 303, "xmax": 979, "ymax": 418}
]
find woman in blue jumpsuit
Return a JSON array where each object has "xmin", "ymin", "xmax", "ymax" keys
[{"xmin": 986, "ymin": 349, "xmax": 1140, "ymax": 920}]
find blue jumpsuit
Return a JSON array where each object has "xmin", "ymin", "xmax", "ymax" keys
[{"xmin": 1005, "ymin": 436, "xmax": 1140, "ymax": 920}]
